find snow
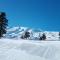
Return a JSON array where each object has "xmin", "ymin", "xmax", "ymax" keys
[
  {"xmin": 0, "ymin": 39, "xmax": 60, "ymax": 60},
  {"xmin": 7, "ymin": 27, "xmax": 19, "ymax": 32},
  {"xmin": 5, "ymin": 26, "xmax": 60, "ymax": 40}
]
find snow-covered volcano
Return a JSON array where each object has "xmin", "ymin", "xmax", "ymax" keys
[{"xmin": 4, "ymin": 26, "xmax": 59, "ymax": 40}]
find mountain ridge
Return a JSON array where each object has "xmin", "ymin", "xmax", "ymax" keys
[{"xmin": 3, "ymin": 26, "xmax": 59, "ymax": 41}]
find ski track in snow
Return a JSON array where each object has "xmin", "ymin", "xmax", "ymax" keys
[{"xmin": 0, "ymin": 39, "xmax": 60, "ymax": 60}]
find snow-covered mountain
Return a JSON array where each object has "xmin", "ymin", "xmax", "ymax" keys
[
  {"xmin": 4, "ymin": 26, "xmax": 59, "ymax": 40},
  {"xmin": 0, "ymin": 27, "xmax": 60, "ymax": 60}
]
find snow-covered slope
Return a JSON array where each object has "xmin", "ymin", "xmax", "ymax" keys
[
  {"xmin": 4, "ymin": 26, "xmax": 59, "ymax": 40},
  {"xmin": 0, "ymin": 39, "xmax": 60, "ymax": 60}
]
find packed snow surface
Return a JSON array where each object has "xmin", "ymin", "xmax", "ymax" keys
[{"xmin": 0, "ymin": 39, "xmax": 60, "ymax": 60}]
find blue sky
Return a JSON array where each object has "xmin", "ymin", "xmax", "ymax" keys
[{"xmin": 0, "ymin": 0, "xmax": 60, "ymax": 31}]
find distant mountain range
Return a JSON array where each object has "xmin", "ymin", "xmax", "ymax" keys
[{"xmin": 3, "ymin": 26, "xmax": 59, "ymax": 41}]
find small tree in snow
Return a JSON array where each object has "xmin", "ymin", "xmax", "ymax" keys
[
  {"xmin": 21, "ymin": 31, "xmax": 30, "ymax": 39},
  {"xmin": 39, "ymin": 33, "xmax": 46, "ymax": 40},
  {"xmin": 59, "ymin": 32, "xmax": 60, "ymax": 39},
  {"xmin": 59, "ymin": 32, "xmax": 60, "ymax": 36},
  {"xmin": 24, "ymin": 31, "xmax": 30, "ymax": 39},
  {"xmin": 42, "ymin": 33, "xmax": 46, "ymax": 40}
]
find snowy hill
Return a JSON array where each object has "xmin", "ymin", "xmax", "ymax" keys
[
  {"xmin": 0, "ymin": 39, "xmax": 60, "ymax": 60},
  {"xmin": 4, "ymin": 26, "xmax": 59, "ymax": 40}
]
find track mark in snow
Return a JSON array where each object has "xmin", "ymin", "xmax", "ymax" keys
[
  {"xmin": 15, "ymin": 43, "xmax": 57, "ymax": 59},
  {"xmin": 0, "ymin": 39, "xmax": 60, "ymax": 60}
]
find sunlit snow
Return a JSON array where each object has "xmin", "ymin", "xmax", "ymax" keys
[{"xmin": 0, "ymin": 39, "xmax": 60, "ymax": 60}]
